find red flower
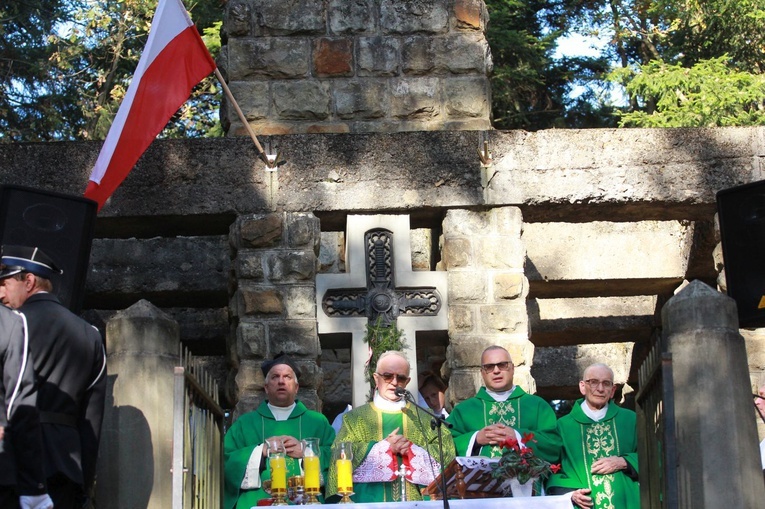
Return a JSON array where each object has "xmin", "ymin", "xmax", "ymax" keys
[
  {"xmin": 501, "ymin": 437, "xmax": 519, "ymax": 450},
  {"xmin": 522, "ymin": 432, "xmax": 536, "ymax": 444},
  {"xmin": 550, "ymin": 463, "xmax": 561, "ymax": 473}
]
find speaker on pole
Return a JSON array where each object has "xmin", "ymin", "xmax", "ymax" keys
[
  {"xmin": 0, "ymin": 185, "xmax": 97, "ymax": 313},
  {"xmin": 717, "ymin": 180, "xmax": 765, "ymax": 328}
]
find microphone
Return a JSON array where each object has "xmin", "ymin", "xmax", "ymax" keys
[{"xmin": 394, "ymin": 386, "xmax": 410, "ymax": 399}]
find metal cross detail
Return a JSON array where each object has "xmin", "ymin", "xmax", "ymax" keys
[{"xmin": 316, "ymin": 215, "xmax": 448, "ymax": 407}]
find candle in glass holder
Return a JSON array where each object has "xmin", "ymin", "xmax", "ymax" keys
[
  {"xmin": 336, "ymin": 458, "xmax": 353, "ymax": 492},
  {"xmin": 270, "ymin": 455, "xmax": 287, "ymax": 491},
  {"xmin": 304, "ymin": 454, "xmax": 321, "ymax": 490}
]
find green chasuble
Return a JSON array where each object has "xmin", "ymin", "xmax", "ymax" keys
[
  {"xmin": 446, "ymin": 386, "xmax": 560, "ymax": 462},
  {"xmin": 547, "ymin": 399, "xmax": 639, "ymax": 509},
  {"xmin": 224, "ymin": 401, "xmax": 336, "ymax": 509},
  {"xmin": 326, "ymin": 402, "xmax": 456, "ymax": 503}
]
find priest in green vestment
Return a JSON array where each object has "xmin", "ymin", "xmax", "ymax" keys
[
  {"xmin": 446, "ymin": 346, "xmax": 560, "ymax": 462},
  {"xmin": 546, "ymin": 363, "xmax": 639, "ymax": 509},
  {"xmin": 224, "ymin": 355, "xmax": 336, "ymax": 509},
  {"xmin": 326, "ymin": 351, "xmax": 456, "ymax": 503}
]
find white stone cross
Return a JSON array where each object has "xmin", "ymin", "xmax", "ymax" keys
[{"xmin": 316, "ymin": 215, "xmax": 448, "ymax": 408}]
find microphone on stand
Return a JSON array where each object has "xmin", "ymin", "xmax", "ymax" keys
[{"xmin": 394, "ymin": 386, "xmax": 411, "ymax": 400}]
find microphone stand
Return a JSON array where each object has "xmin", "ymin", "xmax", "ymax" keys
[{"xmin": 399, "ymin": 389, "xmax": 452, "ymax": 509}]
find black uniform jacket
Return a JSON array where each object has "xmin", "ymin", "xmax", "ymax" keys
[
  {"xmin": 0, "ymin": 305, "xmax": 46, "ymax": 494},
  {"xmin": 20, "ymin": 292, "xmax": 106, "ymax": 492}
]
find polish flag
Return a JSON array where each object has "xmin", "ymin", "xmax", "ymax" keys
[{"xmin": 84, "ymin": 0, "xmax": 216, "ymax": 210}]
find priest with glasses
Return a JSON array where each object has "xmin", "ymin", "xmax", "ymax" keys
[
  {"xmin": 326, "ymin": 351, "xmax": 455, "ymax": 503},
  {"xmin": 447, "ymin": 345, "xmax": 560, "ymax": 462}
]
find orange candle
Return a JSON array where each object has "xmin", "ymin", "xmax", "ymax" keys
[
  {"xmin": 304, "ymin": 455, "xmax": 321, "ymax": 490},
  {"xmin": 336, "ymin": 458, "xmax": 353, "ymax": 492},
  {"xmin": 270, "ymin": 456, "xmax": 287, "ymax": 491}
]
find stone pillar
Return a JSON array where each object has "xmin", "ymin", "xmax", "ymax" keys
[
  {"xmin": 662, "ymin": 280, "xmax": 765, "ymax": 508},
  {"xmin": 441, "ymin": 207, "xmax": 531, "ymax": 404},
  {"xmin": 228, "ymin": 212, "xmax": 322, "ymax": 416},
  {"xmin": 220, "ymin": 0, "xmax": 491, "ymax": 134},
  {"xmin": 95, "ymin": 300, "xmax": 180, "ymax": 509}
]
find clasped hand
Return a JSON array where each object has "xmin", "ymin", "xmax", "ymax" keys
[
  {"xmin": 384, "ymin": 427, "xmax": 411, "ymax": 455},
  {"xmin": 476, "ymin": 423, "xmax": 513, "ymax": 446}
]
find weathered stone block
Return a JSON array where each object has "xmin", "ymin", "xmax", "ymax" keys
[
  {"xmin": 268, "ymin": 320, "xmax": 319, "ymax": 356},
  {"xmin": 390, "ymin": 78, "xmax": 440, "ymax": 119},
  {"xmin": 410, "ymin": 228, "xmax": 434, "ymax": 270},
  {"xmin": 224, "ymin": 0, "xmax": 252, "ymax": 37},
  {"xmin": 492, "ymin": 207, "xmax": 524, "ymax": 235},
  {"xmin": 447, "ymin": 271, "xmax": 487, "ymax": 302},
  {"xmin": 334, "ymin": 80, "xmax": 388, "ymax": 119},
  {"xmin": 266, "ymin": 251, "xmax": 317, "ymax": 282},
  {"xmin": 251, "ymin": 0, "xmax": 325, "ymax": 35},
  {"xmin": 238, "ymin": 287, "xmax": 284, "ymax": 315},
  {"xmin": 402, "ymin": 35, "xmax": 488, "ymax": 75},
  {"xmin": 284, "ymin": 286, "xmax": 316, "ymax": 319},
  {"xmin": 441, "ymin": 237, "xmax": 472, "ymax": 268},
  {"xmin": 237, "ymin": 321, "xmax": 268, "ymax": 359},
  {"xmin": 227, "ymin": 38, "xmax": 310, "ymax": 80},
  {"xmin": 236, "ymin": 360, "xmax": 266, "ymax": 395},
  {"xmin": 292, "ymin": 361, "xmax": 321, "ymax": 388},
  {"xmin": 239, "ymin": 214, "xmax": 283, "ymax": 248},
  {"xmin": 446, "ymin": 369, "xmax": 482, "ymax": 401},
  {"xmin": 401, "ymin": 36, "xmax": 435, "ymax": 75},
  {"xmin": 286, "ymin": 212, "xmax": 320, "ymax": 251},
  {"xmin": 357, "ymin": 37, "xmax": 400, "ymax": 76},
  {"xmin": 381, "ymin": 0, "xmax": 449, "ymax": 34},
  {"xmin": 328, "ymin": 0, "xmax": 376, "ymax": 34},
  {"xmin": 531, "ymin": 343, "xmax": 633, "ymax": 387},
  {"xmin": 225, "ymin": 81, "xmax": 270, "ymax": 121},
  {"xmin": 235, "ymin": 250, "xmax": 265, "ymax": 280},
  {"xmin": 319, "ymin": 231, "xmax": 345, "ymax": 273},
  {"xmin": 313, "ymin": 38, "xmax": 354, "ymax": 77},
  {"xmin": 444, "ymin": 77, "xmax": 489, "ymax": 117},
  {"xmin": 477, "ymin": 237, "xmax": 525, "ymax": 269},
  {"xmin": 479, "ymin": 302, "xmax": 528, "ymax": 335},
  {"xmin": 449, "ymin": 305, "xmax": 474, "ymax": 333},
  {"xmin": 273, "ymin": 81, "xmax": 331, "ymax": 120},
  {"xmin": 524, "ymin": 221, "xmax": 694, "ymax": 282},
  {"xmin": 453, "ymin": 0, "xmax": 488, "ymax": 30},
  {"xmin": 443, "ymin": 209, "xmax": 492, "ymax": 237},
  {"xmin": 494, "ymin": 272, "xmax": 525, "ymax": 300}
]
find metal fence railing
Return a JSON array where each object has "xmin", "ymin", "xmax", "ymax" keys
[
  {"xmin": 635, "ymin": 338, "xmax": 678, "ymax": 509},
  {"xmin": 172, "ymin": 347, "xmax": 225, "ymax": 509}
]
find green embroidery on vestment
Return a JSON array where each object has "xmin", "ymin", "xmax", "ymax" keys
[{"xmin": 584, "ymin": 421, "xmax": 621, "ymax": 509}]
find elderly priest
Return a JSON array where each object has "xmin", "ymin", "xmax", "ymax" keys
[
  {"xmin": 223, "ymin": 354, "xmax": 335, "ymax": 509},
  {"xmin": 326, "ymin": 350, "xmax": 456, "ymax": 502}
]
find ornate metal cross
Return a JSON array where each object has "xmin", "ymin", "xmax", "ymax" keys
[{"xmin": 316, "ymin": 215, "xmax": 448, "ymax": 407}]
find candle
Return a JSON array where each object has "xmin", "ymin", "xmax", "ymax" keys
[
  {"xmin": 270, "ymin": 456, "xmax": 287, "ymax": 491},
  {"xmin": 336, "ymin": 458, "xmax": 353, "ymax": 492},
  {"xmin": 304, "ymin": 455, "xmax": 321, "ymax": 490}
]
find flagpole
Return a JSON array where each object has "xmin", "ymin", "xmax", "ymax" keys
[{"xmin": 214, "ymin": 68, "xmax": 273, "ymax": 167}]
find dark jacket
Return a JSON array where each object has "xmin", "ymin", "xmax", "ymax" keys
[
  {"xmin": 20, "ymin": 292, "xmax": 106, "ymax": 492},
  {"xmin": 0, "ymin": 305, "xmax": 46, "ymax": 494}
]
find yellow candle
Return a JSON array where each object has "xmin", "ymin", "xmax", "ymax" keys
[
  {"xmin": 304, "ymin": 455, "xmax": 321, "ymax": 490},
  {"xmin": 270, "ymin": 456, "xmax": 287, "ymax": 491},
  {"xmin": 336, "ymin": 458, "xmax": 353, "ymax": 492}
]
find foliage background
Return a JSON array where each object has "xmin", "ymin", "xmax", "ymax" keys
[{"xmin": 1, "ymin": 0, "xmax": 764, "ymax": 142}]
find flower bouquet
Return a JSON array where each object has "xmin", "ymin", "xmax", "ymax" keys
[{"xmin": 490, "ymin": 432, "xmax": 560, "ymax": 490}]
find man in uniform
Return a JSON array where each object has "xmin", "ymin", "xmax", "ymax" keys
[
  {"xmin": 0, "ymin": 302, "xmax": 53, "ymax": 509},
  {"xmin": 447, "ymin": 345, "xmax": 560, "ymax": 461},
  {"xmin": 546, "ymin": 363, "xmax": 639, "ymax": 509},
  {"xmin": 326, "ymin": 351, "xmax": 456, "ymax": 503},
  {"xmin": 224, "ymin": 354, "xmax": 336, "ymax": 509},
  {"xmin": 0, "ymin": 245, "xmax": 107, "ymax": 509}
]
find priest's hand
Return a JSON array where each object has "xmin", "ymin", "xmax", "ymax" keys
[
  {"xmin": 282, "ymin": 436, "xmax": 304, "ymax": 458},
  {"xmin": 571, "ymin": 488, "xmax": 593, "ymax": 508},
  {"xmin": 476, "ymin": 424, "xmax": 512, "ymax": 446},
  {"xmin": 591, "ymin": 456, "xmax": 627, "ymax": 475},
  {"xmin": 385, "ymin": 427, "xmax": 411, "ymax": 455},
  {"xmin": 0, "ymin": 426, "xmax": 3, "ymax": 441}
]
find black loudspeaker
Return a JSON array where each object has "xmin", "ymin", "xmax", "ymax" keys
[
  {"xmin": 717, "ymin": 180, "xmax": 765, "ymax": 328},
  {"xmin": 0, "ymin": 185, "xmax": 97, "ymax": 313}
]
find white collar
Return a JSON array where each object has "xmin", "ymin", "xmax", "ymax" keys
[
  {"xmin": 581, "ymin": 400, "xmax": 608, "ymax": 421},
  {"xmin": 373, "ymin": 391, "xmax": 406, "ymax": 411},
  {"xmin": 268, "ymin": 402, "xmax": 296, "ymax": 421},
  {"xmin": 486, "ymin": 386, "xmax": 515, "ymax": 402}
]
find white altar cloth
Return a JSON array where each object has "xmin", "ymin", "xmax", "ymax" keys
[{"xmin": 350, "ymin": 494, "xmax": 573, "ymax": 509}]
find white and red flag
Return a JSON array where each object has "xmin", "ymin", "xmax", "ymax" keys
[{"xmin": 84, "ymin": 0, "xmax": 216, "ymax": 210}]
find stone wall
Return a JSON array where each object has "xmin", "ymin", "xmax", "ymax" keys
[{"xmin": 220, "ymin": 0, "xmax": 491, "ymax": 134}]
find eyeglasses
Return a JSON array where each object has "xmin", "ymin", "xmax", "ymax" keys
[
  {"xmin": 583, "ymin": 379, "xmax": 614, "ymax": 389},
  {"xmin": 376, "ymin": 372, "xmax": 410, "ymax": 384},
  {"xmin": 481, "ymin": 361, "xmax": 512, "ymax": 372}
]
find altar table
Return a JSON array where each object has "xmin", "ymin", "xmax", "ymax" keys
[{"xmin": 349, "ymin": 494, "xmax": 573, "ymax": 509}]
